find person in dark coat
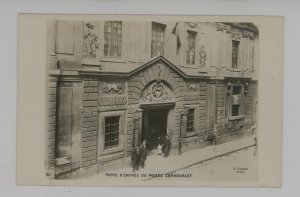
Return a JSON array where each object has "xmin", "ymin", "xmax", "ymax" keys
[
  {"xmin": 131, "ymin": 146, "xmax": 141, "ymax": 172},
  {"xmin": 162, "ymin": 134, "xmax": 171, "ymax": 158},
  {"xmin": 140, "ymin": 140, "xmax": 147, "ymax": 168}
]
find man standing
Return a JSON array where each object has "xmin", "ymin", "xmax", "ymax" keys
[
  {"xmin": 162, "ymin": 134, "xmax": 171, "ymax": 158},
  {"xmin": 131, "ymin": 146, "xmax": 141, "ymax": 172},
  {"xmin": 140, "ymin": 140, "xmax": 147, "ymax": 168}
]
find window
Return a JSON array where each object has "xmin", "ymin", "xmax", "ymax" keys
[
  {"xmin": 104, "ymin": 116, "xmax": 120, "ymax": 150},
  {"xmin": 186, "ymin": 108, "xmax": 195, "ymax": 133},
  {"xmin": 151, "ymin": 23, "xmax": 165, "ymax": 57},
  {"xmin": 232, "ymin": 40, "xmax": 239, "ymax": 69},
  {"xmin": 104, "ymin": 21, "xmax": 122, "ymax": 58},
  {"xmin": 99, "ymin": 110, "xmax": 125, "ymax": 155},
  {"xmin": 231, "ymin": 85, "xmax": 242, "ymax": 117},
  {"xmin": 186, "ymin": 31, "xmax": 196, "ymax": 64}
]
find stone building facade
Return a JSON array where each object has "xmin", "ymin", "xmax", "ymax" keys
[{"xmin": 45, "ymin": 21, "xmax": 258, "ymax": 179}]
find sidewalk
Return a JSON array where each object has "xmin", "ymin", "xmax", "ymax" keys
[{"xmin": 85, "ymin": 134, "xmax": 256, "ymax": 181}]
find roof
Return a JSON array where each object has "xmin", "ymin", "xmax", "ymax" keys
[{"xmin": 79, "ymin": 56, "xmax": 209, "ymax": 79}]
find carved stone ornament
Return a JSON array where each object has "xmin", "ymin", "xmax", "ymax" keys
[
  {"xmin": 199, "ymin": 45, "xmax": 206, "ymax": 67},
  {"xmin": 217, "ymin": 23, "xmax": 231, "ymax": 33},
  {"xmin": 242, "ymin": 31, "xmax": 255, "ymax": 39},
  {"xmin": 101, "ymin": 82, "xmax": 124, "ymax": 94},
  {"xmin": 157, "ymin": 62, "xmax": 162, "ymax": 82},
  {"xmin": 83, "ymin": 22, "xmax": 99, "ymax": 59},
  {"xmin": 185, "ymin": 22, "xmax": 197, "ymax": 28},
  {"xmin": 186, "ymin": 83, "xmax": 198, "ymax": 92},
  {"xmin": 152, "ymin": 82, "xmax": 164, "ymax": 98},
  {"xmin": 140, "ymin": 81, "xmax": 174, "ymax": 104},
  {"xmin": 231, "ymin": 31, "xmax": 242, "ymax": 40}
]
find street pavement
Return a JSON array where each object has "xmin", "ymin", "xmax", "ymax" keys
[
  {"xmin": 147, "ymin": 146, "xmax": 257, "ymax": 182},
  {"xmin": 84, "ymin": 134, "xmax": 256, "ymax": 182}
]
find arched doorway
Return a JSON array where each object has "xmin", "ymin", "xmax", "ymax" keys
[{"xmin": 139, "ymin": 80, "xmax": 175, "ymax": 153}]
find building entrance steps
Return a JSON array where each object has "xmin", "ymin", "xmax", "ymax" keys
[{"xmin": 85, "ymin": 134, "xmax": 256, "ymax": 182}]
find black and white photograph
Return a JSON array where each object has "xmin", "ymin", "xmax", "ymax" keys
[
  {"xmin": 16, "ymin": 14, "xmax": 283, "ymax": 187},
  {"xmin": 45, "ymin": 19, "xmax": 258, "ymax": 181}
]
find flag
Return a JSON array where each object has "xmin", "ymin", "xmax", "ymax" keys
[
  {"xmin": 171, "ymin": 22, "xmax": 181, "ymax": 53},
  {"xmin": 177, "ymin": 33, "xmax": 181, "ymax": 51},
  {"xmin": 172, "ymin": 22, "xmax": 178, "ymax": 35}
]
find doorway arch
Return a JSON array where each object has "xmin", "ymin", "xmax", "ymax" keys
[{"xmin": 139, "ymin": 80, "xmax": 175, "ymax": 153}]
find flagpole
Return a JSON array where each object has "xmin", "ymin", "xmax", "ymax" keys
[
  {"xmin": 166, "ymin": 22, "xmax": 178, "ymax": 44},
  {"xmin": 176, "ymin": 22, "xmax": 180, "ymax": 66}
]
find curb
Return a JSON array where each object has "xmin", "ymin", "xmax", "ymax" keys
[{"xmin": 143, "ymin": 143, "xmax": 256, "ymax": 181}]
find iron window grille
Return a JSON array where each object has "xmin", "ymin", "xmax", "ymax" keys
[
  {"xmin": 186, "ymin": 108, "xmax": 195, "ymax": 133},
  {"xmin": 231, "ymin": 85, "xmax": 242, "ymax": 117},
  {"xmin": 104, "ymin": 116, "xmax": 120, "ymax": 150}
]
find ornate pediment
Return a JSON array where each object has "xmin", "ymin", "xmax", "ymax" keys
[{"xmin": 140, "ymin": 81, "xmax": 175, "ymax": 104}]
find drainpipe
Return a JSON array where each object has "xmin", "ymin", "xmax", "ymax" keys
[
  {"xmin": 215, "ymin": 76, "xmax": 218, "ymax": 129},
  {"xmin": 179, "ymin": 109, "xmax": 187, "ymax": 155},
  {"xmin": 179, "ymin": 114, "xmax": 183, "ymax": 155}
]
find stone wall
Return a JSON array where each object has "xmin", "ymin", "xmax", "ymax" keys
[
  {"xmin": 45, "ymin": 75, "xmax": 58, "ymax": 178},
  {"xmin": 216, "ymin": 82, "xmax": 226, "ymax": 131},
  {"xmin": 81, "ymin": 79, "xmax": 99, "ymax": 167},
  {"xmin": 199, "ymin": 82, "xmax": 207, "ymax": 138},
  {"xmin": 244, "ymin": 83, "xmax": 257, "ymax": 129}
]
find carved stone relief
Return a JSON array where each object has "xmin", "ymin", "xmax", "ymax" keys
[
  {"xmin": 185, "ymin": 22, "xmax": 198, "ymax": 28},
  {"xmin": 217, "ymin": 23, "xmax": 232, "ymax": 33},
  {"xmin": 83, "ymin": 22, "xmax": 99, "ymax": 60},
  {"xmin": 186, "ymin": 82, "xmax": 199, "ymax": 92},
  {"xmin": 199, "ymin": 45, "xmax": 206, "ymax": 67},
  {"xmin": 140, "ymin": 81, "xmax": 174, "ymax": 104},
  {"xmin": 217, "ymin": 23, "xmax": 255, "ymax": 40},
  {"xmin": 231, "ymin": 31, "xmax": 242, "ymax": 40},
  {"xmin": 100, "ymin": 82, "xmax": 124, "ymax": 95},
  {"xmin": 242, "ymin": 31, "xmax": 255, "ymax": 39}
]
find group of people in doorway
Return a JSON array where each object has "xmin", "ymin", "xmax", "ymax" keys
[
  {"xmin": 131, "ymin": 134, "xmax": 171, "ymax": 172},
  {"xmin": 156, "ymin": 134, "xmax": 171, "ymax": 158}
]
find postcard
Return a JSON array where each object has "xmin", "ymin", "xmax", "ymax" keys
[{"xmin": 17, "ymin": 14, "xmax": 283, "ymax": 187}]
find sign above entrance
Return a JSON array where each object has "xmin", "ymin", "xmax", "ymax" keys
[{"xmin": 140, "ymin": 81, "xmax": 175, "ymax": 105}]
